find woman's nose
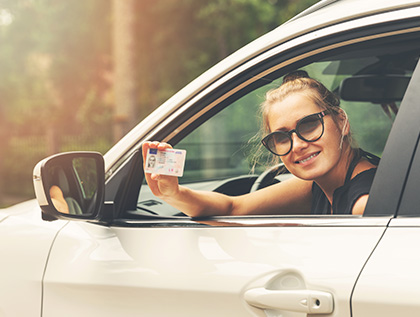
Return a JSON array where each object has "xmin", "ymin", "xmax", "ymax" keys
[{"xmin": 291, "ymin": 132, "xmax": 309, "ymax": 152}]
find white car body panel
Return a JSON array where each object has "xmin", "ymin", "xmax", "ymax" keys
[
  {"xmin": 0, "ymin": 211, "xmax": 8, "ymax": 223},
  {"xmin": 2, "ymin": 0, "xmax": 420, "ymax": 316},
  {"xmin": 352, "ymin": 218, "xmax": 420, "ymax": 316},
  {"xmin": 41, "ymin": 218, "xmax": 389, "ymax": 316},
  {"xmin": 0, "ymin": 200, "xmax": 67, "ymax": 316}
]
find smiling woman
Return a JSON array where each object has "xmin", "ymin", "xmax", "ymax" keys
[
  {"xmin": 142, "ymin": 70, "xmax": 379, "ymax": 217},
  {"xmin": 14, "ymin": 2, "xmax": 420, "ymax": 316},
  {"xmin": 261, "ymin": 71, "xmax": 379, "ymax": 215}
]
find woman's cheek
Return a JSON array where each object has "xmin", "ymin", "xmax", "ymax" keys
[
  {"xmin": 281, "ymin": 159, "xmax": 302, "ymax": 179},
  {"xmin": 280, "ymin": 157, "xmax": 293, "ymax": 172}
]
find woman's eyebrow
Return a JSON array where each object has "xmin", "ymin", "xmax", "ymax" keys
[
  {"xmin": 273, "ymin": 115, "xmax": 303, "ymax": 132},
  {"xmin": 274, "ymin": 126, "xmax": 289, "ymax": 132}
]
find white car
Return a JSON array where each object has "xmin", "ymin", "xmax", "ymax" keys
[{"xmin": 2, "ymin": 0, "xmax": 420, "ymax": 316}]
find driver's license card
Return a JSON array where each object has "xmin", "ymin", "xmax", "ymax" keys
[{"xmin": 145, "ymin": 148, "xmax": 186, "ymax": 177}]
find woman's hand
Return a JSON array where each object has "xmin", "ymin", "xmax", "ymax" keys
[
  {"xmin": 49, "ymin": 185, "xmax": 69, "ymax": 214},
  {"xmin": 142, "ymin": 141, "xmax": 180, "ymax": 198}
]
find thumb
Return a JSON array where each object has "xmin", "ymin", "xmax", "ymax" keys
[{"xmin": 151, "ymin": 173, "xmax": 160, "ymax": 181}]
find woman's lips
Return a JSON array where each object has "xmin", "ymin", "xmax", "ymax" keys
[{"xmin": 295, "ymin": 152, "xmax": 320, "ymax": 164}]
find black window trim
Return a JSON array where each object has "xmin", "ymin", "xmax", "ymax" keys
[
  {"xmin": 394, "ymin": 132, "xmax": 420, "ymax": 217},
  {"xmin": 365, "ymin": 58, "xmax": 420, "ymax": 217},
  {"xmin": 108, "ymin": 18, "xmax": 420, "ymax": 224}
]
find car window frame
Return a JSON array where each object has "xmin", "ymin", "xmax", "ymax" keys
[
  {"xmin": 103, "ymin": 8, "xmax": 420, "ymax": 175},
  {"xmin": 383, "ymin": 61, "xmax": 420, "ymax": 218},
  {"xmin": 108, "ymin": 14, "xmax": 420, "ymax": 223},
  {"xmin": 364, "ymin": 57, "xmax": 420, "ymax": 217}
]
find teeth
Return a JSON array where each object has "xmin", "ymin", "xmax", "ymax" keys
[{"xmin": 298, "ymin": 153, "xmax": 318, "ymax": 164}]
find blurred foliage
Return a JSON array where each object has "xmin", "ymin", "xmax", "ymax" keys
[{"xmin": 0, "ymin": 0, "xmax": 318, "ymax": 207}]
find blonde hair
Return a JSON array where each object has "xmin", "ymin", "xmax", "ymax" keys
[
  {"xmin": 262, "ymin": 70, "xmax": 342, "ymax": 134},
  {"xmin": 251, "ymin": 70, "xmax": 354, "ymax": 169}
]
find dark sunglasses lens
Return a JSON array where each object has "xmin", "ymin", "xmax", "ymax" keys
[
  {"xmin": 265, "ymin": 132, "xmax": 290, "ymax": 155},
  {"xmin": 262, "ymin": 112, "xmax": 326, "ymax": 156},
  {"xmin": 298, "ymin": 115, "xmax": 323, "ymax": 141}
]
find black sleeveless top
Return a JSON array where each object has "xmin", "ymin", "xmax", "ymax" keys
[{"xmin": 311, "ymin": 149, "xmax": 380, "ymax": 215}]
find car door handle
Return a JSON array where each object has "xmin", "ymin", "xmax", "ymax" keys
[{"xmin": 244, "ymin": 288, "xmax": 333, "ymax": 314}]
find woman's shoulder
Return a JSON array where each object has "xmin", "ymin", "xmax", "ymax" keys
[
  {"xmin": 351, "ymin": 157, "xmax": 377, "ymax": 180},
  {"xmin": 333, "ymin": 161, "xmax": 377, "ymax": 215},
  {"xmin": 347, "ymin": 163, "xmax": 377, "ymax": 215}
]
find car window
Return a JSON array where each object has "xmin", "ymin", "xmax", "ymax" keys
[
  {"xmin": 302, "ymin": 59, "xmax": 397, "ymax": 156},
  {"xmin": 177, "ymin": 85, "xmax": 266, "ymax": 183},
  {"xmin": 136, "ymin": 34, "xmax": 420, "ymax": 217},
  {"xmin": 178, "ymin": 54, "xmax": 414, "ymax": 179}
]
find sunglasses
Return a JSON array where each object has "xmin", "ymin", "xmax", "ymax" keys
[{"xmin": 262, "ymin": 111, "xmax": 329, "ymax": 156}]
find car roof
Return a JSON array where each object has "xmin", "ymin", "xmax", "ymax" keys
[
  {"xmin": 104, "ymin": 0, "xmax": 420, "ymax": 170},
  {"xmin": 227, "ymin": 0, "xmax": 420, "ymax": 72},
  {"xmin": 289, "ymin": 0, "xmax": 419, "ymax": 23}
]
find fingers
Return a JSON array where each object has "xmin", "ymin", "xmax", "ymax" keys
[
  {"xmin": 142, "ymin": 141, "xmax": 181, "ymax": 200},
  {"xmin": 145, "ymin": 141, "xmax": 172, "ymax": 149},
  {"xmin": 142, "ymin": 140, "xmax": 172, "ymax": 153},
  {"xmin": 142, "ymin": 141, "xmax": 172, "ymax": 176},
  {"xmin": 142, "ymin": 141, "xmax": 172, "ymax": 161},
  {"xmin": 156, "ymin": 141, "xmax": 172, "ymax": 151}
]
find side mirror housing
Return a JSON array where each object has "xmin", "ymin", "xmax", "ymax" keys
[{"xmin": 33, "ymin": 152, "xmax": 105, "ymax": 221}]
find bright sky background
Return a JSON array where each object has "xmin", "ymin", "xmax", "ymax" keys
[{"xmin": 0, "ymin": 9, "xmax": 13, "ymax": 26}]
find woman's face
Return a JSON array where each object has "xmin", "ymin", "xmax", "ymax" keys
[{"xmin": 267, "ymin": 93, "xmax": 347, "ymax": 182}]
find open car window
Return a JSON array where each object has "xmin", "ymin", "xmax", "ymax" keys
[{"xmin": 136, "ymin": 33, "xmax": 420, "ymax": 218}]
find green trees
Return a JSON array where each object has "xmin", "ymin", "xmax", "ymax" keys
[
  {"xmin": 0, "ymin": 0, "xmax": 113, "ymax": 204},
  {"xmin": 0, "ymin": 0, "xmax": 318, "ymax": 206}
]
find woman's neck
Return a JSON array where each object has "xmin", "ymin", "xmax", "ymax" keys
[{"xmin": 315, "ymin": 146, "xmax": 356, "ymax": 205}]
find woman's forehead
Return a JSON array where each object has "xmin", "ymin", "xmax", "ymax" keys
[{"xmin": 267, "ymin": 94, "xmax": 321, "ymax": 130}]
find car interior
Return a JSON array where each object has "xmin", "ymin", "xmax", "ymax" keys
[{"xmin": 131, "ymin": 32, "xmax": 420, "ymax": 218}]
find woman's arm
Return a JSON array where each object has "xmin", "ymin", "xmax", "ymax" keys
[
  {"xmin": 142, "ymin": 141, "xmax": 313, "ymax": 217},
  {"xmin": 230, "ymin": 177, "xmax": 313, "ymax": 216},
  {"xmin": 142, "ymin": 141, "xmax": 235, "ymax": 217}
]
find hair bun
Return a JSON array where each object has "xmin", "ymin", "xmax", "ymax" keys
[{"xmin": 283, "ymin": 70, "xmax": 310, "ymax": 83}]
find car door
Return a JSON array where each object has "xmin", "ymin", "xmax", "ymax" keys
[
  {"xmin": 352, "ymin": 63, "xmax": 420, "ymax": 316},
  {"xmin": 0, "ymin": 201, "xmax": 67, "ymax": 316},
  {"xmin": 41, "ymin": 6, "xmax": 420, "ymax": 317},
  {"xmin": 42, "ymin": 219, "xmax": 388, "ymax": 316}
]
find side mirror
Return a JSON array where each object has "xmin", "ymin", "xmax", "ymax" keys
[
  {"xmin": 339, "ymin": 75, "xmax": 410, "ymax": 103},
  {"xmin": 33, "ymin": 152, "xmax": 105, "ymax": 221}
]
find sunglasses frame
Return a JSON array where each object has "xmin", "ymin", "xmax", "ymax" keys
[{"xmin": 262, "ymin": 111, "xmax": 329, "ymax": 156}]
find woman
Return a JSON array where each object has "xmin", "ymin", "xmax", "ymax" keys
[{"xmin": 142, "ymin": 71, "xmax": 379, "ymax": 217}]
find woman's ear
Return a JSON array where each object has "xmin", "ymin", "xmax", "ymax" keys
[{"xmin": 338, "ymin": 109, "xmax": 350, "ymax": 136}]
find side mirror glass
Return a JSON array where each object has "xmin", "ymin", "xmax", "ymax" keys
[
  {"xmin": 33, "ymin": 152, "xmax": 105, "ymax": 221},
  {"xmin": 339, "ymin": 75, "xmax": 410, "ymax": 103}
]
